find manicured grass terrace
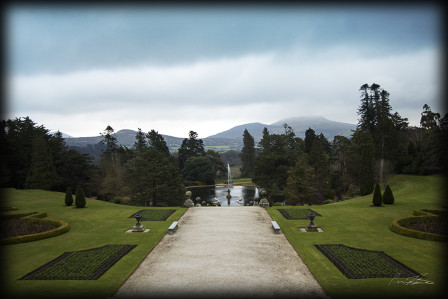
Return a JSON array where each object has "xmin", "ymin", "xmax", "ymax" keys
[
  {"xmin": 1, "ymin": 174, "xmax": 446, "ymax": 298},
  {"xmin": 1, "ymin": 189, "xmax": 186, "ymax": 298},
  {"xmin": 267, "ymin": 174, "xmax": 446, "ymax": 298}
]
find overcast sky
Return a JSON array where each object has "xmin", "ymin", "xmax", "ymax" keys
[{"xmin": 5, "ymin": 4, "xmax": 444, "ymax": 138}]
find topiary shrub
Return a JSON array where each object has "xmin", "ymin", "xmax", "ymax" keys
[
  {"xmin": 65, "ymin": 187, "xmax": 73, "ymax": 206},
  {"xmin": 383, "ymin": 185, "xmax": 395, "ymax": 205},
  {"xmin": 372, "ymin": 183, "xmax": 382, "ymax": 207},
  {"xmin": 75, "ymin": 185, "xmax": 86, "ymax": 208}
]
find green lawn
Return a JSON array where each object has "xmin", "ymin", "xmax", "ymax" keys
[
  {"xmin": 1, "ymin": 189, "xmax": 186, "ymax": 298},
  {"xmin": 267, "ymin": 174, "xmax": 447, "ymax": 298},
  {"xmin": 1, "ymin": 175, "xmax": 446, "ymax": 298}
]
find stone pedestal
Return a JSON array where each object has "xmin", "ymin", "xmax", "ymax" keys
[
  {"xmin": 132, "ymin": 224, "xmax": 145, "ymax": 232},
  {"xmin": 305, "ymin": 224, "xmax": 318, "ymax": 232}
]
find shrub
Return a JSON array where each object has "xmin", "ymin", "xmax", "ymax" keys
[
  {"xmin": 372, "ymin": 183, "xmax": 382, "ymax": 207},
  {"xmin": 382, "ymin": 185, "xmax": 395, "ymax": 204},
  {"xmin": 75, "ymin": 185, "xmax": 86, "ymax": 208},
  {"xmin": 65, "ymin": 187, "xmax": 73, "ymax": 206}
]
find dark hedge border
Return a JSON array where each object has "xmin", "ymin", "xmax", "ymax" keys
[
  {"xmin": 129, "ymin": 209, "xmax": 176, "ymax": 221},
  {"xmin": 315, "ymin": 244, "xmax": 421, "ymax": 279},
  {"xmin": 278, "ymin": 209, "xmax": 321, "ymax": 220},
  {"xmin": 20, "ymin": 244, "xmax": 136, "ymax": 280}
]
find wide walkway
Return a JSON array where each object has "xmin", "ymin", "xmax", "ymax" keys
[{"xmin": 115, "ymin": 207, "xmax": 326, "ymax": 298}]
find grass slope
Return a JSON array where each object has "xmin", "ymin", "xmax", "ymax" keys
[
  {"xmin": 1, "ymin": 189, "xmax": 186, "ymax": 299},
  {"xmin": 267, "ymin": 174, "xmax": 447, "ymax": 298}
]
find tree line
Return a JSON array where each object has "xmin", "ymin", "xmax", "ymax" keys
[
  {"xmin": 0, "ymin": 121, "xmax": 226, "ymax": 206},
  {"xmin": 240, "ymin": 83, "xmax": 447, "ymax": 205},
  {"xmin": 1, "ymin": 83, "xmax": 446, "ymax": 206}
]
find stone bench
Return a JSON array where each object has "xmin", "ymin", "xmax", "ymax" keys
[
  {"xmin": 168, "ymin": 221, "xmax": 179, "ymax": 235},
  {"xmin": 271, "ymin": 221, "xmax": 281, "ymax": 234}
]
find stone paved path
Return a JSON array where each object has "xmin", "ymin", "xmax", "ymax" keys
[{"xmin": 115, "ymin": 207, "xmax": 326, "ymax": 298}]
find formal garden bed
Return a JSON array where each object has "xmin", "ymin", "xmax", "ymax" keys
[
  {"xmin": 1, "ymin": 217, "xmax": 57, "ymax": 238},
  {"xmin": 389, "ymin": 209, "xmax": 447, "ymax": 242},
  {"xmin": 278, "ymin": 208, "xmax": 321, "ymax": 220},
  {"xmin": 128, "ymin": 209, "xmax": 176, "ymax": 221},
  {"xmin": 315, "ymin": 244, "xmax": 421, "ymax": 279},
  {"xmin": 402, "ymin": 220, "xmax": 447, "ymax": 235},
  {"xmin": 0, "ymin": 212, "xmax": 70, "ymax": 245},
  {"xmin": 20, "ymin": 245, "xmax": 137, "ymax": 280}
]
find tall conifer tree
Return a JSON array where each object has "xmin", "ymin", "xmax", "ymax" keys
[
  {"xmin": 241, "ymin": 129, "xmax": 255, "ymax": 178},
  {"xmin": 26, "ymin": 134, "xmax": 57, "ymax": 190}
]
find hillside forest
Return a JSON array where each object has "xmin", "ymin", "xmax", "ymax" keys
[{"xmin": 1, "ymin": 84, "xmax": 447, "ymax": 206}]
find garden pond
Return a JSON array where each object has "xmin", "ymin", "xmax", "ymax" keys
[{"xmin": 185, "ymin": 185, "xmax": 259, "ymax": 206}]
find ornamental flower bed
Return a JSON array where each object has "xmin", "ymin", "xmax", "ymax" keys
[
  {"xmin": 128, "ymin": 209, "xmax": 176, "ymax": 221},
  {"xmin": 315, "ymin": 244, "xmax": 421, "ymax": 279},
  {"xmin": 278, "ymin": 209, "xmax": 321, "ymax": 220},
  {"xmin": 1, "ymin": 217, "xmax": 57, "ymax": 239},
  {"xmin": 20, "ymin": 245, "xmax": 136, "ymax": 280}
]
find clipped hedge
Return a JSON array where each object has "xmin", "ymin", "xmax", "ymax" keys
[
  {"xmin": 1, "ymin": 212, "xmax": 44, "ymax": 219},
  {"xmin": 1, "ymin": 212, "xmax": 70, "ymax": 245},
  {"xmin": 389, "ymin": 210, "xmax": 447, "ymax": 242},
  {"xmin": 413, "ymin": 209, "xmax": 441, "ymax": 217}
]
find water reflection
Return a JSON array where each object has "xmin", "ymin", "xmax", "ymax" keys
[{"xmin": 185, "ymin": 185, "xmax": 257, "ymax": 206}]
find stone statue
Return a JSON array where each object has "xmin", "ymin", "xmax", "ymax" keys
[{"xmin": 259, "ymin": 189, "xmax": 270, "ymax": 208}]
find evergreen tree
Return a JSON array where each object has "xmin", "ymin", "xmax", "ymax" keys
[
  {"xmin": 134, "ymin": 128, "xmax": 147, "ymax": 154},
  {"xmin": 372, "ymin": 183, "xmax": 382, "ymax": 207},
  {"xmin": 75, "ymin": 185, "xmax": 86, "ymax": 208},
  {"xmin": 182, "ymin": 156, "xmax": 215, "ymax": 185},
  {"xmin": 253, "ymin": 125, "xmax": 300, "ymax": 195},
  {"xmin": 177, "ymin": 131, "xmax": 205, "ymax": 170},
  {"xmin": 332, "ymin": 135, "xmax": 351, "ymax": 194},
  {"xmin": 1, "ymin": 117, "xmax": 50, "ymax": 189},
  {"xmin": 285, "ymin": 154, "xmax": 316, "ymax": 205},
  {"xmin": 356, "ymin": 83, "xmax": 408, "ymax": 184},
  {"xmin": 123, "ymin": 148, "xmax": 184, "ymax": 206},
  {"xmin": 349, "ymin": 129, "xmax": 375, "ymax": 195},
  {"xmin": 146, "ymin": 129, "xmax": 170, "ymax": 156},
  {"xmin": 357, "ymin": 83, "xmax": 375, "ymax": 133},
  {"xmin": 308, "ymin": 134, "xmax": 329, "ymax": 197},
  {"xmin": 420, "ymin": 104, "xmax": 440, "ymax": 130},
  {"xmin": 99, "ymin": 125, "xmax": 122, "ymax": 200},
  {"xmin": 304, "ymin": 127, "xmax": 316, "ymax": 154},
  {"xmin": 100, "ymin": 125, "xmax": 118, "ymax": 153},
  {"xmin": 259, "ymin": 127, "xmax": 270, "ymax": 150},
  {"xmin": 26, "ymin": 134, "xmax": 57, "ymax": 190},
  {"xmin": 65, "ymin": 187, "xmax": 73, "ymax": 206},
  {"xmin": 382, "ymin": 184, "xmax": 395, "ymax": 205},
  {"xmin": 206, "ymin": 150, "xmax": 225, "ymax": 178},
  {"xmin": 240, "ymin": 129, "xmax": 255, "ymax": 178}
]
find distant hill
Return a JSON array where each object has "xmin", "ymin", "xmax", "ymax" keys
[
  {"xmin": 50, "ymin": 131, "xmax": 73, "ymax": 139},
  {"xmin": 64, "ymin": 130, "xmax": 185, "ymax": 149},
  {"xmin": 207, "ymin": 116, "xmax": 356, "ymax": 142},
  {"xmin": 64, "ymin": 116, "xmax": 356, "ymax": 158}
]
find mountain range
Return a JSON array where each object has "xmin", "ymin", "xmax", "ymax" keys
[{"xmin": 63, "ymin": 116, "xmax": 356, "ymax": 152}]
